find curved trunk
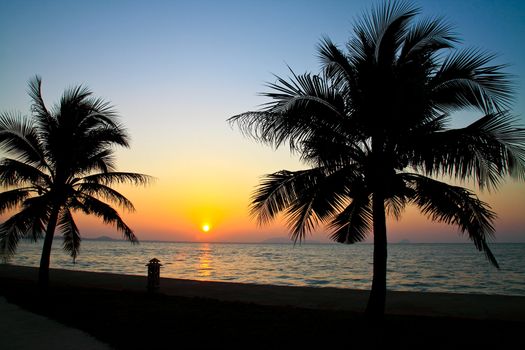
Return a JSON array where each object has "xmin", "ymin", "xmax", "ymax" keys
[
  {"xmin": 366, "ymin": 191, "xmax": 388, "ymax": 317},
  {"xmin": 38, "ymin": 206, "xmax": 60, "ymax": 290},
  {"xmin": 366, "ymin": 136, "xmax": 389, "ymax": 318}
]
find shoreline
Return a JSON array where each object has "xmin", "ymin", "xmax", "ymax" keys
[{"xmin": 1, "ymin": 264, "xmax": 524, "ymax": 321}]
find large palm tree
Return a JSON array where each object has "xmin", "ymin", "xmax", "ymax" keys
[
  {"xmin": 0, "ymin": 76, "xmax": 151, "ymax": 288},
  {"xmin": 229, "ymin": 1, "xmax": 525, "ymax": 316}
]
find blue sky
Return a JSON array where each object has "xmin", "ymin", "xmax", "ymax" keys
[{"xmin": 1, "ymin": 0, "xmax": 524, "ymax": 242}]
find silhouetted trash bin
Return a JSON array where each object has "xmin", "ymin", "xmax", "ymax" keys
[{"xmin": 146, "ymin": 258, "xmax": 162, "ymax": 292}]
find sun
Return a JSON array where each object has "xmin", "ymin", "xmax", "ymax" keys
[{"xmin": 201, "ymin": 224, "xmax": 211, "ymax": 233}]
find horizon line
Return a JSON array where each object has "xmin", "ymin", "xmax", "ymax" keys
[{"xmin": 77, "ymin": 237, "xmax": 525, "ymax": 245}]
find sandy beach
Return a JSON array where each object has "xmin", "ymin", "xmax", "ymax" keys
[
  {"xmin": 1, "ymin": 264, "xmax": 524, "ymax": 348},
  {"xmin": 1, "ymin": 264, "xmax": 524, "ymax": 321}
]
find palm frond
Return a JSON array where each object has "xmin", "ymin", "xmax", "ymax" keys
[
  {"xmin": 74, "ymin": 195, "xmax": 138, "ymax": 243},
  {"xmin": 58, "ymin": 84, "xmax": 93, "ymax": 114},
  {"xmin": 78, "ymin": 96, "xmax": 120, "ymax": 129},
  {"xmin": 54, "ymin": 83, "xmax": 120, "ymax": 145},
  {"xmin": 300, "ymin": 132, "xmax": 367, "ymax": 168},
  {"xmin": 228, "ymin": 111, "xmax": 282, "ymax": 146},
  {"xmin": 328, "ymin": 196, "xmax": 372, "ymax": 244},
  {"xmin": 75, "ymin": 182, "xmax": 135, "ymax": 211},
  {"xmin": 375, "ymin": 1, "xmax": 418, "ymax": 64},
  {"xmin": 0, "ymin": 111, "xmax": 46, "ymax": 166},
  {"xmin": 250, "ymin": 170, "xmax": 314, "ymax": 226},
  {"xmin": 286, "ymin": 170, "xmax": 350, "ymax": 242},
  {"xmin": 411, "ymin": 111, "xmax": 525, "ymax": 189},
  {"xmin": 318, "ymin": 37, "xmax": 354, "ymax": 93},
  {"xmin": 0, "ymin": 200, "xmax": 47, "ymax": 256},
  {"xmin": 385, "ymin": 195, "xmax": 408, "ymax": 220},
  {"xmin": 229, "ymin": 109, "xmax": 319, "ymax": 153},
  {"xmin": 0, "ymin": 158, "xmax": 50, "ymax": 188},
  {"xmin": 27, "ymin": 75, "xmax": 53, "ymax": 128},
  {"xmin": 84, "ymin": 124, "xmax": 129, "ymax": 149},
  {"xmin": 77, "ymin": 149, "xmax": 117, "ymax": 174},
  {"xmin": 0, "ymin": 188, "xmax": 32, "ymax": 214},
  {"xmin": 477, "ymin": 113, "xmax": 525, "ymax": 181},
  {"xmin": 0, "ymin": 216, "xmax": 25, "ymax": 257},
  {"xmin": 383, "ymin": 173, "xmax": 414, "ymax": 219},
  {"xmin": 229, "ymin": 71, "xmax": 345, "ymax": 153},
  {"xmin": 81, "ymin": 172, "xmax": 152, "ymax": 187},
  {"xmin": 58, "ymin": 209, "xmax": 81, "ymax": 262},
  {"xmin": 352, "ymin": 0, "xmax": 418, "ymax": 63},
  {"xmin": 431, "ymin": 48, "xmax": 514, "ymax": 113},
  {"xmin": 263, "ymin": 70, "xmax": 344, "ymax": 116},
  {"xmin": 21, "ymin": 196, "xmax": 49, "ymax": 242},
  {"xmin": 410, "ymin": 112, "xmax": 450, "ymax": 134},
  {"xmin": 251, "ymin": 167, "xmax": 355, "ymax": 242},
  {"xmin": 399, "ymin": 16, "xmax": 457, "ymax": 63},
  {"xmin": 481, "ymin": 240, "xmax": 499, "ymax": 268},
  {"xmin": 405, "ymin": 173, "xmax": 499, "ymax": 267},
  {"xmin": 346, "ymin": 24, "xmax": 375, "ymax": 65}
]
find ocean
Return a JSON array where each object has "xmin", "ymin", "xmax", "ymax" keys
[{"xmin": 5, "ymin": 240, "xmax": 525, "ymax": 296}]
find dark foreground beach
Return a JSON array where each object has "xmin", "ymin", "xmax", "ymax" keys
[{"xmin": 1, "ymin": 265, "xmax": 524, "ymax": 349}]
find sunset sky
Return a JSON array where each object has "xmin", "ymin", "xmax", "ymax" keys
[{"xmin": 1, "ymin": 0, "xmax": 524, "ymax": 243}]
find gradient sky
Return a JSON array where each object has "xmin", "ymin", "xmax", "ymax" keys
[{"xmin": 1, "ymin": 0, "xmax": 524, "ymax": 243}]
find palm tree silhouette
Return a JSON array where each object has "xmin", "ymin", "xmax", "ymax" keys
[
  {"xmin": 0, "ymin": 76, "xmax": 151, "ymax": 288},
  {"xmin": 229, "ymin": 2, "xmax": 525, "ymax": 316}
]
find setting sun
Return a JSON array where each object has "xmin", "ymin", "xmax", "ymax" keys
[{"xmin": 202, "ymin": 224, "xmax": 211, "ymax": 233}]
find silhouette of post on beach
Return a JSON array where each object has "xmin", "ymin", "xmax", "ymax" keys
[{"xmin": 146, "ymin": 258, "xmax": 162, "ymax": 292}]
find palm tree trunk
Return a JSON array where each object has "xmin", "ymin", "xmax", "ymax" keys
[
  {"xmin": 366, "ymin": 191, "xmax": 388, "ymax": 317},
  {"xmin": 38, "ymin": 206, "xmax": 60, "ymax": 290}
]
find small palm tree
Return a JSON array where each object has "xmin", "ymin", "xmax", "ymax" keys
[
  {"xmin": 229, "ymin": 1, "xmax": 525, "ymax": 316},
  {"xmin": 0, "ymin": 76, "xmax": 151, "ymax": 288}
]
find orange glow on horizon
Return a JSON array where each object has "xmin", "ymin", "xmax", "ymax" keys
[{"xmin": 65, "ymin": 175, "xmax": 525, "ymax": 243}]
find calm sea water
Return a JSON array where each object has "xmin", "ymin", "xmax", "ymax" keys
[{"xmin": 4, "ymin": 240, "xmax": 525, "ymax": 296}]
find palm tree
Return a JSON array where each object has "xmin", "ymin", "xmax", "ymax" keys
[
  {"xmin": 0, "ymin": 76, "xmax": 151, "ymax": 288},
  {"xmin": 229, "ymin": 1, "xmax": 525, "ymax": 316}
]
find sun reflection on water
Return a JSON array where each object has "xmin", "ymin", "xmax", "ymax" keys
[{"xmin": 197, "ymin": 243, "xmax": 213, "ymax": 278}]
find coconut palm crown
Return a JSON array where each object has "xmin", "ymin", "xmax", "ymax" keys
[
  {"xmin": 229, "ymin": 1, "xmax": 525, "ymax": 316},
  {"xmin": 0, "ymin": 76, "xmax": 151, "ymax": 286}
]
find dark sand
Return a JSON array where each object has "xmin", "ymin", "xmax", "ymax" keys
[{"xmin": 1, "ymin": 264, "xmax": 524, "ymax": 348}]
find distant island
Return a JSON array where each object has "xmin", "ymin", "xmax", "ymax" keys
[{"xmin": 397, "ymin": 239, "xmax": 412, "ymax": 244}]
